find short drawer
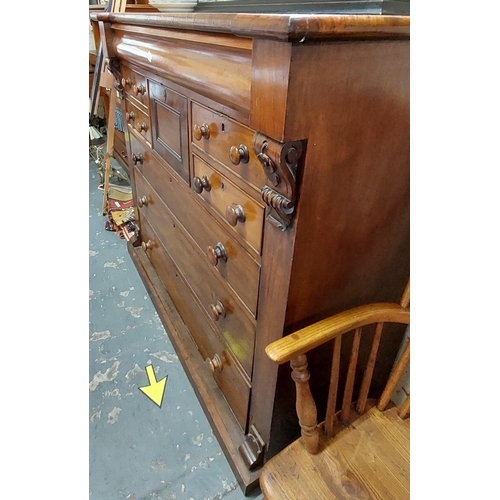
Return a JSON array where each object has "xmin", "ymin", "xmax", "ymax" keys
[
  {"xmin": 124, "ymin": 98, "xmax": 151, "ymax": 144},
  {"xmin": 121, "ymin": 65, "xmax": 149, "ymax": 109},
  {"xmin": 138, "ymin": 215, "xmax": 251, "ymax": 431},
  {"xmin": 191, "ymin": 101, "xmax": 266, "ymax": 191},
  {"xmin": 113, "ymin": 132, "xmax": 128, "ymax": 166},
  {"xmin": 129, "ymin": 133, "xmax": 261, "ymax": 316},
  {"xmin": 135, "ymin": 169, "xmax": 256, "ymax": 377},
  {"xmin": 192, "ymin": 155, "xmax": 265, "ymax": 255}
]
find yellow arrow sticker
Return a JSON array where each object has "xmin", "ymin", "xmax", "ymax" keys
[{"xmin": 139, "ymin": 365, "xmax": 167, "ymax": 408}]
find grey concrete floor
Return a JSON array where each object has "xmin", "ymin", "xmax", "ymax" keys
[{"xmin": 89, "ymin": 157, "xmax": 264, "ymax": 500}]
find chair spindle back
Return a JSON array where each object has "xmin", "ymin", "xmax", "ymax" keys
[{"xmin": 265, "ymin": 279, "xmax": 410, "ymax": 455}]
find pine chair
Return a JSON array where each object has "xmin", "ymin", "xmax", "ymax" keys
[{"xmin": 260, "ymin": 281, "xmax": 410, "ymax": 500}]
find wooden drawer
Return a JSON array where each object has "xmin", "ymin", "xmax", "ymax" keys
[
  {"xmin": 121, "ymin": 64, "xmax": 149, "ymax": 110},
  {"xmin": 192, "ymin": 155, "xmax": 265, "ymax": 255},
  {"xmin": 113, "ymin": 132, "xmax": 128, "ymax": 166},
  {"xmin": 191, "ymin": 101, "xmax": 266, "ymax": 192},
  {"xmin": 138, "ymin": 215, "xmax": 251, "ymax": 431},
  {"xmin": 149, "ymin": 79, "xmax": 189, "ymax": 184},
  {"xmin": 124, "ymin": 98, "xmax": 151, "ymax": 145},
  {"xmin": 135, "ymin": 168, "xmax": 256, "ymax": 377},
  {"xmin": 129, "ymin": 132, "xmax": 261, "ymax": 316}
]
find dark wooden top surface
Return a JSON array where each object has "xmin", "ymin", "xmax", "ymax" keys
[{"xmin": 89, "ymin": 12, "xmax": 409, "ymax": 41}]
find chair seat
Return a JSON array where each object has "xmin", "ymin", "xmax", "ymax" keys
[{"xmin": 260, "ymin": 407, "xmax": 410, "ymax": 500}]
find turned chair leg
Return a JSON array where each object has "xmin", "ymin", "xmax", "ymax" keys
[{"xmin": 290, "ymin": 354, "xmax": 319, "ymax": 454}]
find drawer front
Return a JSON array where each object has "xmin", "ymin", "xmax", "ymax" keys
[
  {"xmin": 149, "ymin": 79, "xmax": 189, "ymax": 184},
  {"xmin": 113, "ymin": 132, "xmax": 128, "ymax": 166},
  {"xmin": 192, "ymin": 155, "xmax": 265, "ymax": 255},
  {"xmin": 124, "ymin": 98, "xmax": 151, "ymax": 145},
  {"xmin": 191, "ymin": 101, "xmax": 266, "ymax": 191},
  {"xmin": 135, "ymin": 168, "xmax": 256, "ymax": 377},
  {"xmin": 121, "ymin": 65, "xmax": 149, "ymax": 109},
  {"xmin": 138, "ymin": 215, "xmax": 251, "ymax": 430},
  {"xmin": 129, "ymin": 132, "xmax": 261, "ymax": 316}
]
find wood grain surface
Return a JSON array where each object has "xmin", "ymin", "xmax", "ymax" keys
[
  {"xmin": 266, "ymin": 303, "xmax": 410, "ymax": 364},
  {"xmin": 129, "ymin": 132, "xmax": 262, "ymax": 314},
  {"xmin": 135, "ymin": 168, "xmax": 257, "ymax": 377},
  {"xmin": 128, "ymin": 243, "xmax": 261, "ymax": 494},
  {"xmin": 91, "ymin": 12, "xmax": 410, "ymax": 42},
  {"xmin": 95, "ymin": 12, "xmax": 410, "ymax": 492},
  {"xmin": 260, "ymin": 407, "xmax": 409, "ymax": 500}
]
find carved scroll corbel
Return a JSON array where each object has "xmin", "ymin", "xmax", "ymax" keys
[
  {"xmin": 106, "ymin": 57, "xmax": 124, "ymax": 97},
  {"xmin": 253, "ymin": 133, "xmax": 305, "ymax": 231}
]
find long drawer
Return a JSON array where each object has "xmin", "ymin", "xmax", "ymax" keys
[
  {"xmin": 129, "ymin": 132, "xmax": 260, "ymax": 317},
  {"xmin": 138, "ymin": 215, "xmax": 251, "ymax": 431},
  {"xmin": 192, "ymin": 155, "xmax": 265, "ymax": 255},
  {"xmin": 135, "ymin": 167, "xmax": 256, "ymax": 377}
]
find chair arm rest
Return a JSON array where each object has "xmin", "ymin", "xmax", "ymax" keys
[{"xmin": 265, "ymin": 303, "xmax": 410, "ymax": 364}]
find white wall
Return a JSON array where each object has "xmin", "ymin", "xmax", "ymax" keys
[{"xmin": 390, "ymin": 326, "xmax": 410, "ymax": 407}]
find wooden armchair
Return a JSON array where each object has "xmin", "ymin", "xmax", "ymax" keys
[{"xmin": 260, "ymin": 281, "xmax": 410, "ymax": 500}]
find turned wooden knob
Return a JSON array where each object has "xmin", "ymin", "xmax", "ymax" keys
[
  {"xmin": 125, "ymin": 111, "xmax": 135, "ymax": 122},
  {"xmin": 132, "ymin": 153, "xmax": 143, "ymax": 165},
  {"xmin": 193, "ymin": 123, "xmax": 210, "ymax": 141},
  {"xmin": 225, "ymin": 204, "xmax": 246, "ymax": 226},
  {"xmin": 136, "ymin": 122, "xmax": 148, "ymax": 133},
  {"xmin": 205, "ymin": 353, "xmax": 223, "ymax": 373},
  {"xmin": 137, "ymin": 195, "xmax": 148, "ymax": 207},
  {"xmin": 192, "ymin": 175, "xmax": 211, "ymax": 193},
  {"xmin": 207, "ymin": 242, "xmax": 227, "ymax": 266},
  {"xmin": 141, "ymin": 239, "xmax": 152, "ymax": 251},
  {"xmin": 229, "ymin": 145, "xmax": 249, "ymax": 165},
  {"xmin": 209, "ymin": 301, "xmax": 226, "ymax": 322},
  {"xmin": 133, "ymin": 84, "xmax": 146, "ymax": 96},
  {"xmin": 121, "ymin": 77, "xmax": 131, "ymax": 88}
]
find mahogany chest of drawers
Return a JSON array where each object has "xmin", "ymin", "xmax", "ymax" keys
[{"xmin": 93, "ymin": 11, "xmax": 410, "ymax": 493}]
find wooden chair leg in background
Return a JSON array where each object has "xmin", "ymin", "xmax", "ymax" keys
[{"xmin": 101, "ymin": 86, "xmax": 117, "ymax": 215}]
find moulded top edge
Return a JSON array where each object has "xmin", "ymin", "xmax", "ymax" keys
[{"xmin": 90, "ymin": 12, "xmax": 410, "ymax": 41}]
